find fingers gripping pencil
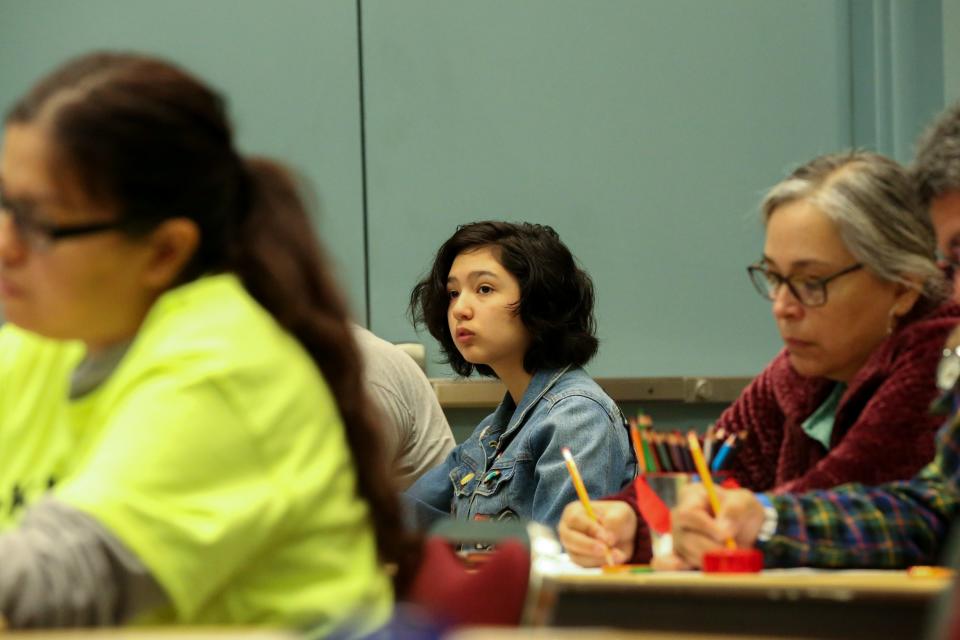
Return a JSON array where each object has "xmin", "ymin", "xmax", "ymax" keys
[{"xmin": 562, "ymin": 447, "xmax": 615, "ymax": 565}]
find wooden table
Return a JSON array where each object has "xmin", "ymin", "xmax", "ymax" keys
[
  {"xmin": 526, "ymin": 570, "xmax": 951, "ymax": 639},
  {"xmin": 452, "ymin": 630, "xmax": 796, "ymax": 640},
  {"xmin": 0, "ymin": 630, "xmax": 293, "ymax": 639}
]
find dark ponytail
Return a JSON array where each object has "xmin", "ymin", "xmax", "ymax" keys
[
  {"xmin": 6, "ymin": 52, "xmax": 418, "ymax": 592},
  {"xmin": 235, "ymin": 158, "xmax": 419, "ymax": 589}
]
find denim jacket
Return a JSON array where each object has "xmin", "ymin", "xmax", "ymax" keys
[{"xmin": 404, "ymin": 365, "xmax": 635, "ymax": 530}]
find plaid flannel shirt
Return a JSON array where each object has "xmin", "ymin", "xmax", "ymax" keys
[{"xmin": 760, "ymin": 413, "xmax": 960, "ymax": 568}]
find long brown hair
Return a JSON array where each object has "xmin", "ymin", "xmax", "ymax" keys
[{"xmin": 7, "ymin": 52, "xmax": 414, "ymax": 589}]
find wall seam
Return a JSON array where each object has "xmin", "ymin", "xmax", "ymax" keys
[
  {"xmin": 356, "ymin": 0, "xmax": 372, "ymax": 327},
  {"xmin": 847, "ymin": 0, "xmax": 856, "ymax": 149}
]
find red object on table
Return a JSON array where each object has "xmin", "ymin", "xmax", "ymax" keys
[{"xmin": 702, "ymin": 548, "xmax": 763, "ymax": 573}]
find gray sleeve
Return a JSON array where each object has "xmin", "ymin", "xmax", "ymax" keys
[
  {"xmin": 0, "ymin": 497, "xmax": 166, "ymax": 628},
  {"xmin": 352, "ymin": 326, "xmax": 455, "ymax": 490},
  {"xmin": 366, "ymin": 380, "xmax": 410, "ymax": 469},
  {"xmin": 378, "ymin": 366, "xmax": 455, "ymax": 490}
]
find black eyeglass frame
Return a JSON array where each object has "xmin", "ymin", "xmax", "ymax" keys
[
  {"xmin": 0, "ymin": 199, "xmax": 131, "ymax": 250},
  {"xmin": 35, "ymin": 220, "xmax": 128, "ymax": 241},
  {"xmin": 936, "ymin": 249, "xmax": 960, "ymax": 283},
  {"xmin": 746, "ymin": 262, "xmax": 864, "ymax": 307}
]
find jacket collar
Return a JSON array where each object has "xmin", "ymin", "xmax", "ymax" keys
[{"xmin": 481, "ymin": 365, "xmax": 572, "ymax": 441}]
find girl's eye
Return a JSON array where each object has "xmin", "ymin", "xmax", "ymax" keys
[
  {"xmin": 448, "ymin": 290, "xmax": 459, "ymax": 300},
  {"xmin": 478, "ymin": 285, "xmax": 493, "ymax": 294}
]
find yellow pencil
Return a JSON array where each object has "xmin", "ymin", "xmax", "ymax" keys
[
  {"xmin": 562, "ymin": 446, "xmax": 614, "ymax": 565},
  {"xmin": 687, "ymin": 432, "xmax": 737, "ymax": 550}
]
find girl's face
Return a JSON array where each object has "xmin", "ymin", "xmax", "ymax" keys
[
  {"xmin": 763, "ymin": 199, "xmax": 919, "ymax": 382},
  {"xmin": 446, "ymin": 245, "xmax": 531, "ymax": 375},
  {"xmin": 0, "ymin": 123, "xmax": 163, "ymax": 351}
]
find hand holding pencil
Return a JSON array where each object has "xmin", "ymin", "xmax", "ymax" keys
[
  {"xmin": 558, "ymin": 499, "xmax": 637, "ymax": 567},
  {"xmin": 669, "ymin": 483, "xmax": 768, "ymax": 569},
  {"xmin": 561, "ymin": 447, "xmax": 618, "ymax": 566},
  {"xmin": 687, "ymin": 432, "xmax": 736, "ymax": 550}
]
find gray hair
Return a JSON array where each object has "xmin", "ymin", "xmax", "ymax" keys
[
  {"xmin": 912, "ymin": 101, "xmax": 960, "ymax": 207},
  {"xmin": 761, "ymin": 151, "xmax": 947, "ymax": 305}
]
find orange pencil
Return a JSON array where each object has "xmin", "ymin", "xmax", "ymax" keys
[
  {"xmin": 629, "ymin": 418, "xmax": 648, "ymax": 474},
  {"xmin": 562, "ymin": 447, "xmax": 614, "ymax": 565},
  {"xmin": 638, "ymin": 416, "xmax": 659, "ymax": 472},
  {"xmin": 686, "ymin": 432, "xmax": 736, "ymax": 550}
]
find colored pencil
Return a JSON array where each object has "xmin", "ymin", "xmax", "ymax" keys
[
  {"xmin": 637, "ymin": 414, "xmax": 659, "ymax": 472},
  {"xmin": 710, "ymin": 433, "xmax": 737, "ymax": 472},
  {"xmin": 629, "ymin": 418, "xmax": 648, "ymax": 474},
  {"xmin": 703, "ymin": 423, "xmax": 717, "ymax": 464},
  {"xmin": 653, "ymin": 433, "xmax": 674, "ymax": 472},
  {"xmin": 666, "ymin": 432, "xmax": 686, "ymax": 471},
  {"xmin": 687, "ymin": 432, "xmax": 736, "ymax": 550},
  {"xmin": 676, "ymin": 431, "xmax": 696, "ymax": 472}
]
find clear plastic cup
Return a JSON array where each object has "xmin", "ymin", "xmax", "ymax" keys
[{"xmin": 644, "ymin": 472, "xmax": 727, "ymax": 557}]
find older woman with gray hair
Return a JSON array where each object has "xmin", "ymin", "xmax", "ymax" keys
[{"xmin": 559, "ymin": 151, "xmax": 960, "ymax": 568}]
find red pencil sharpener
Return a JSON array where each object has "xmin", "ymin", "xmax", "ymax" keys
[{"xmin": 702, "ymin": 548, "xmax": 763, "ymax": 573}]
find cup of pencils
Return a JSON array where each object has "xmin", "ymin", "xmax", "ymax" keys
[
  {"xmin": 630, "ymin": 417, "xmax": 742, "ymax": 477},
  {"xmin": 629, "ymin": 416, "xmax": 740, "ymax": 557},
  {"xmin": 644, "ymin": 473, "xmax": 729, "ymax": 557}
]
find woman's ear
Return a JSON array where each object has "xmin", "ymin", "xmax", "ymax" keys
[
  {"xmin": 891, "ymin": 276, "xmax": 924, "ymax": 318},
  {"xmin": 140, "ymin": 218, "xmax": 200, "ymax": 291}
]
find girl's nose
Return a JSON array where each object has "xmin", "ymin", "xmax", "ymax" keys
[{"xmin": 451, "ymin": 294, "xmax": 473, "ymax": 319}]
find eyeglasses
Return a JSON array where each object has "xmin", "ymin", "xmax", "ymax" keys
[
  {"xmin": 937, "ymin": 247, "xmax": 960, "ymax": 281},
  {"xmin": 746, "ymin": 262, "xmax": 863, "ymax": 307},
  {"xmin": 0, "ymin": 195, "xmax": 127, "ymax": 252}
]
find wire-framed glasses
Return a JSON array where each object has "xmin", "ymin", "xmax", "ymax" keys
[{"xmin": 937, "ymin": 247, "xmax": 960, "ymax": 281}]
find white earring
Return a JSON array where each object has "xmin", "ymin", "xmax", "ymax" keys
[{"xmin": 887, "ymin": 308, "xmax": 899, "ymax": 335}]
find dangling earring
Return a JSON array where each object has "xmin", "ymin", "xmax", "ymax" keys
[{"xmin": 887, "ymin": 308, "xmax": 899, "ymax": 335}]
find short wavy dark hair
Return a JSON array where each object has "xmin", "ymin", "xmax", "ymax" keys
[{"xmin": 410, "ymin": 221, "xmax": 598, "ymax": 377}]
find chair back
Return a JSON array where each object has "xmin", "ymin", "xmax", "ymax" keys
[{"xmin": 404, "ymin": 520, "xmax": 533, "ymax": 629}]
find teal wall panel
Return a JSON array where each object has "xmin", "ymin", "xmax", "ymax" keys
[
  {"xmin": 361, "ymin": 0, "xmax": 854, "ymax": 377},
  {"xmin": 0, "ymin": 0, "xmax": 369, "ymax": 320},
  {"xmin": 850, "ymin": 0, "xmax": 945, "ymax": 160},
  {"xmin": 947, "ymin": 0, "xmax": 960, "ymax": 103}
]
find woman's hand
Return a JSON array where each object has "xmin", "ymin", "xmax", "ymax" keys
[
  {"xmin": 558, "ymin": 500, "xmax": 637, "ymax": 566},
  {"xmin": 670, "ymin": 484, "xmax": 765, "ymax": 568}
]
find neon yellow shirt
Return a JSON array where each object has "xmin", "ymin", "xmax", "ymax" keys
[
  {"xmin": 0, "ymin": 325, "xmax": 83, "ymax": 528},
  {"xmin": 54, "ymin": 274, "xmax": 391, "ymax": 633}
]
